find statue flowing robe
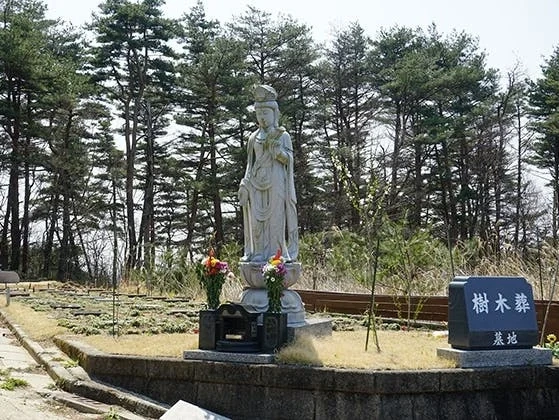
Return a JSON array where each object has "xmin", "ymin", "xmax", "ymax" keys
[{"xmin": 241, "ymin": 127, "xmax": 298, "ymax": 262}]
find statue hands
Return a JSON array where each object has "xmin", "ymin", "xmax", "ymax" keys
[
  {"xmin": 275, "ymin": 149, "xmax": 288, "ymax": 165},
  {"xmin": 265, "ymin": 138, "xmax": 288, "ymax": 165}
]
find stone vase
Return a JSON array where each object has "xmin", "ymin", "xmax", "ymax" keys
[
  {"xmin": 198, "ymin": 309, "xmax": 218, "ymax": 350},
  {"xmin": 262, "ymin": 312, "xmax": 288, "ymax": 353}
]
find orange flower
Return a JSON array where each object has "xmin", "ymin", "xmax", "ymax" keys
[
  {"xmin": 205, "ymin": 249, "xmax": 215, "ymax": 268},
  {"xmin": 270, "ymin": 249, "xmax": 283, "ymax": 266}
]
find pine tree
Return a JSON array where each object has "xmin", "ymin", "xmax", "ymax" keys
[
  {"xmin": 528, "ymin": 46, "xmax": 559, "ymax": 244},
  {"xmin": 88, "ymin": 0, "xmax": 177, "ymax": 273}
]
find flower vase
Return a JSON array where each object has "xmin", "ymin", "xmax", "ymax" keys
[
  {"xmin": 267, "ymin": 287, "xmax": 282, "ymax": 313},
  {"xmin": 205, "ymin": 285, "xmax": 222, "ymax": 311},
  {"xmin": 198, "ymin": 309, "xmax": 219, "ymax": 350},
  {"xmin": 262, "ymin": 312, "xmax": 288, "ymax": 353}
]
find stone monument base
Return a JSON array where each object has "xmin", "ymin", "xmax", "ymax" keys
[
  {"xmin": 437, "ymin": 347, "xmax": 552, "ymax": 368},
  {"xmin": 287, "ymin": 317, "xmax": 332, "ymax": 341}
]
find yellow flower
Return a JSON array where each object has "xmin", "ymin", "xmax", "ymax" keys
[
  {"xmin": 271, "ymin": 259, "xmax": 281, "ymax": 266},
  {"xmin": 547, "ymin": 334, "xmax": 557, "ymax": 344}
]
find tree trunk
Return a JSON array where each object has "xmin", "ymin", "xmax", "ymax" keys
[
  {"xmin": 56, "ymin": 190, "xmax": 71, "ymax": 281},
  {"xmin": 514, "ymin": 102, "xmax": 522, "ymax": 250},
  {"xmin": 389, "ymin": 102, "xmax": 402, "ymax": 211},
  {"xmin": 21, "ymin": 142, "xmax": 31, "ymax": 277},
  {"xmin": 42, "ymin": 190, "xmax": 59, "ymax": 278},
  {"xmin": 9, "ymin": 148, "xmax": 20, "ymax": 271},
  {"xmin": 140, "ymin": 101, "xmax": 155, "ymax": 270},
  {"xmin": 124, "ymin": 100, "xmax": 138, "ymax": 275}
]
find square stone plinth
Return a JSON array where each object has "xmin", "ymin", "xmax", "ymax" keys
[
  {"xmin": 287, "ymin": 317, "xmax": 332, "ymax": 341},
  {"xmin": 437, "ymin": 347, "xmax": 552, "ymax": 368}
]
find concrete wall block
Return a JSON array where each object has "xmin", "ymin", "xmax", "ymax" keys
[
  {"xmin": 327, "ymin": 369, "xmax": 376, "ymax": 393},
  {"xmin": 374, "ymin": 370, "xmax": 440, "ymax": 394},
  {"xmin": 534, "ymin": 365, "xmax": 559, "ymax": 388},
  {"xmin": 145, "ymin": 378, "xmax": 197, "ymax": 406},
  {"xmin": 90, "ymin": 355, "xmax": 149, "ymax": 377},
  {"xmin": 146, "ymin": 358, "xmax": 195, "ymax": 381},
  {"xmin": 95, "ymin": 374, "xmax": 149, "ymax": 396},
  {"xmin": 408, "ymin": 393, "xmax": 442, "ymax": 419},
  {"xmin": 196, "ymin": 383, "xmax": 262, "ymax": 419},
  {"xmin": 258, "ymin": 385, "xmax": 314, "ymax": 419},
  {"xmin": 438, "ymin": 369, "xmax": 477, "ymax": 392},
  {"xmin": 438, "ymin": 392, "xmax": 491, "ymax": 420},
  {"xmin": 260, "ymin": 364, "xmax": 333, "ymax": 390},
  {"xmin": 192, "ymin": 359, "xmax": 262, "ymax": 385},
  {"xmin": 469, "ymin": 367, "xmax": 535, "ymax": 390},
  {"xmin": 378, "ymin": 394, "xmax": 414, "ymax": 419},
  {"xmin": 314, "ymin": 391, "xmax": 380, "ymax": 419}
]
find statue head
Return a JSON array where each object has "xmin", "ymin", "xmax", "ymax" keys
[{"xmin": 253, "ymin": 85, "xmax": 279, "ymax": 127}]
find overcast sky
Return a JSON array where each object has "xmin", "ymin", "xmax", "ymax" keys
[{"xmin": 44, "ymin": 0, "xmax": 559, "ymax": 82}]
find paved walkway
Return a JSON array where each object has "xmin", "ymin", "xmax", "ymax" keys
[
  {"xmin": 0, "ymin": 321, "xmax": 154, "ymax": 419},
  {"xmin": 0, "ymin": 324, "xmax": 101, "ymax": 419}
]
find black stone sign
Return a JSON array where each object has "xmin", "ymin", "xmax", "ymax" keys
[{"xmin": 448, "ymin": 276, "xmax": 538, "ymax": 350}]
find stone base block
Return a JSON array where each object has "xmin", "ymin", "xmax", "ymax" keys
[
  {"xmin": 287, "ymin": 317, "xmax": 332, "ymax": 341},
  {"xmin": 437, "ymin": 346, "xmax": 552, "ymax": 368},
  {"xmin": 183, "ymin": 349, "xmax": 275, "ymax": 364}
]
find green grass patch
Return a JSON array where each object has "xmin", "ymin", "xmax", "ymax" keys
[{"xmin": 1, "ymin": 377, "xmax": 29, "ymax": 390}]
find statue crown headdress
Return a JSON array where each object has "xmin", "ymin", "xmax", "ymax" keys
[{"xmin": 253, "ymin": 85, "xmax": 277, "ymax": 102}]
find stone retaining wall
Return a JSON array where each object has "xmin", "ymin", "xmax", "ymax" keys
[{"xmin": 55, "ymin": 337, "xmax": 559, "ymax": 420}]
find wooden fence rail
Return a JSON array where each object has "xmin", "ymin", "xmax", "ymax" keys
[{"xmin": 294, "ymin": 289, "xmax": 559, "ymax": 338}]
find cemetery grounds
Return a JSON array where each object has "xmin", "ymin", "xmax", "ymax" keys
[{"xmin": 0, "ymin": 281, "xmax": 462, "ymax": 370}]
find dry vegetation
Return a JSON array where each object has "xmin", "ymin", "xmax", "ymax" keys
[
  {"xmin": 2, "ymin": 295, "xmax": 455, "ymax": 370},
  {"xmin": 81, "ymin": 333, "xmax": 199, "ymax": 357},
  {"xmin": 277, "ymin": 330, "xmax": 455, "ymax": 369},
  {"xmin": 81, "ymin": 328, "xmax": 455, "ymax": 370},
  {"xmin": 1, "ymin": 299, "xmax": 66, "ymax": 342},
  {"xmin": 3, "ymin": 268, "xmax": 559, "ymax": 370}
]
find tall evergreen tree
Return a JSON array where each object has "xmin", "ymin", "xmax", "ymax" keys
[
  {"xmin": 318, "ymin": 22, "xmax": 379, "ymax": 229},
  {"xmin": 528, "ymin": 46, "xmax": 559, "ymax": 244},
  {"xmin": 0, "ymin": 0, "xmax": 77, "ymax": 273},
  {"xmin": 89, "ymin": 0, "xmax": 177, "ymax": 273},
  {"xmin": 174, "ymin": 2, "xmax": 247, "ymax": 256}
]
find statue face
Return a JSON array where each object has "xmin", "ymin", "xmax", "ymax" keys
[{"xmin": 255, "ymin": 107, "xmax": 274, "ymax": 129}]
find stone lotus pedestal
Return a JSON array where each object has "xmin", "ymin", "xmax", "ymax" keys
[{"xmin": 239, "ymin": 262, "xmax": 305, "ymax": 326}]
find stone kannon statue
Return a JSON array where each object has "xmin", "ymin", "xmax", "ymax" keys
[
  {"xmin": 238, "ymin": 85, "xmax": 304, "ymax": 325},
  {"xmin": 238, "ymin": 84, "xmax": 298, "ymax": 263}
]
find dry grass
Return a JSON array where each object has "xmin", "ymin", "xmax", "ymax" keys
[
  {"xmin": 277, "ymin": 329, "xmax": 455, "ymax": 370},
  {"xmin": 0, "ymin": 296, "xmax": 459, "ymax": 370},
  {"xmin": 81, "ymin": 333, "xmax": 199, "ymax": 358},
  {"xmin": 1, "ymin": 300, "xmax": 66, "ymax": 342},
  {"xmin": 77, "ymin": 327, "xmax": 455, "ymax": 370}
]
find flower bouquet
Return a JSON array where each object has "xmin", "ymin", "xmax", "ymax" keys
[
  {"xmin": 545, "ymin": 334, "xmax": 559, "ymax": 358},
  {"xmin": 196, "ymin": 249, "xmax": 229, "ymax": 309},
  {"xmin": 262, "ymin": 250, "xmax": 287, "ymax": 313}
]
